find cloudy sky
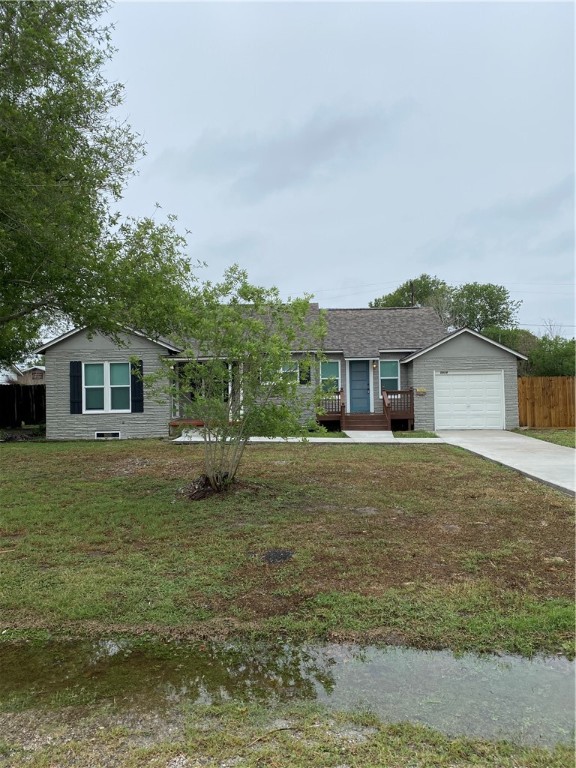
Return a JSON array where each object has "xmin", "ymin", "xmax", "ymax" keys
[{"xmin": 105, "ymin": 0, "xmax": 574, "ymax": 335}]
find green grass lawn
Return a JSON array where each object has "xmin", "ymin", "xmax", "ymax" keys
[
  {"xmin": 515, "ymin": 429, "xmax": 576, "ymax": 448},
  {"xmin": 0, "ymin": 439, "xmax": 573, "ymax": 657},
  {"xmin": 0, "ymin": 439, "xmax": 573, "ymax": 767}
]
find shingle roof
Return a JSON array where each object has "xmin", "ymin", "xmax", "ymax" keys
[{"xmin": 323, "ymin": 307, "xmax": 448, "ymax": 358}]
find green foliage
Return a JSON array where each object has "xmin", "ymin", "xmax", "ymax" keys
[
  {"xmin": 370, "ymin": 276, "xmax": 522, "ymax": 331},
  {"xmin": 483, "ymin": 328, "xmax": 575, "ymax": 376},
  {"xmin": 369, "ymin": 274, "xmax": 450, "ymax": 309},
  {"xmin": 482, "ymin": 326, "xmax": 540, "ymax": 355},
  {"xmin": 528, "ymin": 335, "xmax": 575, "ymax": 376},
  {"xmin": 450, "ymin": 282, "xmax": 521, "ymax": 331},
  {"xmin": 0, "ymin": 0, "xmax": 193, "ymax": 363},
  {"xmin": 151, "ymin": 266, "xmax": 325, "ymax": 490},
  {"xmin": 482, "ymin": 326, "xmax": 540, "ymax": 375}
]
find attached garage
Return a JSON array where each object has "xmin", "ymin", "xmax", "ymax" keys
[
  {"xmin": 434, "ymin": 371, "xmax": 505, "ymax": 429},
  {"xmin": 401, "ymin": 329, "xmax": 527, "ymax": 432}
]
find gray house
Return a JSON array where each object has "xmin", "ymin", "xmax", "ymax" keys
[
  {"xmin": 36, "ymin": 307, "xmax": 526, "ymax": 440},
  {"xmin": 316, "ymin": 308, "xmax": 525, "ymax": 432}
]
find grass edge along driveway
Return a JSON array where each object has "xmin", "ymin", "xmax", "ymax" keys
[{"xmin": 514, "ymin": 428, "xmax": 575, "ymax": 449}]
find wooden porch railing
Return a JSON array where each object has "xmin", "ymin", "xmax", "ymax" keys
[
  {"xmin": 318, "ymin": 388, "xmax": 345, "ymax": 421},
  {"xmin": 382, "ymin": 389, "xmax": 414, "ymax": 429},
  {"xmin": 317, "ymin": 387, "xmax": 414, "ymax": 429}
]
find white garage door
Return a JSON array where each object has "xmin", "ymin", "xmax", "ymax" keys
[{"xmin": 434, "ymin": 371, "xmax": 505, "ymax": 429}]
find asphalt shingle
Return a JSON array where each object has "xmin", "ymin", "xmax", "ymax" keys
[{"xmin": 323, "ymin": 307, "xmax": 448, "ymax": 358}]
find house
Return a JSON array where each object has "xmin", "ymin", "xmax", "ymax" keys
[
  {"xmin": 17, "ymin": 365, "xmax": 46, "ymax": 384},
  {"xmin": 0, "ymin": 364, "xmax": 23, "ymax": 384},
  {"xmin": 0, "ymin": 364, "xmax": 45, "ymax": 385},
  {"xmin": 36, "ymin": 307, "xmax": 527, "ymax": 440}
]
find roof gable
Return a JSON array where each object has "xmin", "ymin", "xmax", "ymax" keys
[
  {"xmin": 400, "ymin": 327, "xmax": 528, "ymax": 363},
  {"xmin": 35, "ymin": 327, "xmax": 181, "ymax": 354},
  {"xmin": 0, "ymin": 364, "xmax": 23, "ymax": 383}
]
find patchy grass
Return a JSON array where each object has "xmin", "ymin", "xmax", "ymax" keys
[
  {"xmin": 515, "ymin": 429, "xmax": 575, "ymax": 449},
  {"xmin": 0, "ymin": 440, "xmax": 573, "ymax": 656},
  {"xmin": 0, "ymin": 700, "xmax": 573, "ymax": 767}
]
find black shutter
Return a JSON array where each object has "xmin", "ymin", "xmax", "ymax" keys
[
  {"xmin": 131, "ymin": 360, "xmax": 144, "ymax": 413},
  {"xmin": 70, "ymin": 361, "xmax": 82, "ymax": 414}
]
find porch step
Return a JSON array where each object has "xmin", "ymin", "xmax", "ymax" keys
[{"xmin": 344, "ymin": 414, "xmax": 390, "ymax": 431}]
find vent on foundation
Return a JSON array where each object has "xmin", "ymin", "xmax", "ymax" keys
[{"xmin": 95, "ymin": 431, "xmax": 121, "ymax": 440}]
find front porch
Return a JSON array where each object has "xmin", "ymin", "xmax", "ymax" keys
[{"xmin": 317, "ymin": 388, "xmax": 415, "ymax": 431}]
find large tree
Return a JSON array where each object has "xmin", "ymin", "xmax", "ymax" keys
[
  {"xmin": 449, "ymin": 282, "xmax": 521, "ymax": 332},
  {"xmin": 0, "ymin": 0, "xmax": 192, "ymax": 364},
  {"xmin": 370, "ymin": 276, "xmax": 521, "ymax": 332},
  {"xmin": 369, "ymin": 274, "xmax": 450, "ymax": 308}
]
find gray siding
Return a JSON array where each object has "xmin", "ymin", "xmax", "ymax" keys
[
  {"xmin": 408, "ymin": 334, "xmax": 520, "ymax": 430},
  {"xmin": 44, "ymin": 331, "xmax": 172, "ymax": 440}
]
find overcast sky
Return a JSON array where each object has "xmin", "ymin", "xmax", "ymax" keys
[{"xmin": 105, "ymin": 1, "xmax": 575, "ymax": 336}]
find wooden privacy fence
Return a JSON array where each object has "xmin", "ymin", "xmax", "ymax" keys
[
  {"xmin": 0, "ymin": 385, "xmax": 46, "ymax": 428},
  {"xmin": 518, "ymin": 377, "xmax": 575, "ymax": 428}
]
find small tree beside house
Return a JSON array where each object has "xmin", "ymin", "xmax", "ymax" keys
[{"xmin": 149, "ymin": 267, "xmax": 325, "ymax": 493}]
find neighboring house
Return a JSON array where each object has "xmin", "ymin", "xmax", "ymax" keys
[
  {"xmin": 0, "ymin": 364, "xmax": 23, "ymax": 384},
  {"xmin": 16, "ymin": 365, "xmax": 46, "ymax": 384},
  {"xmin": 36, "ymin": 307, "xmax": 527, "ymax": 440},
  {"xmin": 0, "ymin": 364, "xmax": 45, "ymax": 385}
]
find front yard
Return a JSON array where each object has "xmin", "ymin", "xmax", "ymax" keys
[
  {"xmin": 1, "ymin": 439, "xmax": 573, "ymax": 656},
  {"xmin": 0, "ymin": 440, "xmax": 574, "ymax": 767}
]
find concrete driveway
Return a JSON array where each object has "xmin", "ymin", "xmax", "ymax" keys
[{"xmin": 437, "ymin": 430, "xmax": 575, "ymax": 496}]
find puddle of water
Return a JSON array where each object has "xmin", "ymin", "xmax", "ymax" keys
[{"xmin": 0, "ymin": 639, "xmax": 573, "ymax": 747}]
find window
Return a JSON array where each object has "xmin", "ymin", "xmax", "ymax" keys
[
  {"xmin": 380, "ymin": 360, "xmax": 399, "ymax": 393},
  {"xmin": 84, "ymin": 362, "xmax": 131, "ymax": 413},
  {"xmin": 187, "ymin": 360, "xmax": 232, "ymax": 402},
  {"xmin": 320, "ymin": 361, "xmax": 340, "ymax": 393},
  {"xmin": 280, "ymin": 362, "xmax": 311, "ymax": 386}
]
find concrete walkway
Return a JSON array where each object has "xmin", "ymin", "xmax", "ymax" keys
[
  {"xmin": 173, "ymin": 429, "xmax": 444, "ymax": 445},
  {"xmin": 437, "ymin": 430, "xmax": 575, "ymax": 496}
]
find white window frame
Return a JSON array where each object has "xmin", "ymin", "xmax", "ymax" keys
[
  {"xmin": 320, "ymin": 359, "xmax": 341, "ymax": 392},
  {"xmin": 83, "ymin": 361, "xmax": 131, "ymax": 414},
  {"xmin": 379, "ymin": 360, "xmax": 400, "ymax": 397}
]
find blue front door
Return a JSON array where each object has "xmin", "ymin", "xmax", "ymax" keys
[{"xmin": 349, "ymin": 360, "xmax": 370, "ymax": 412}]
